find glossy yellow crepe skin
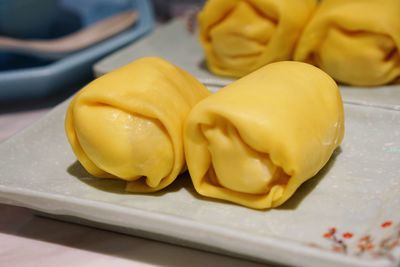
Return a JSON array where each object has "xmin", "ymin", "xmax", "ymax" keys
[
  {"xmin": 295, "ymin": 0, "xmax": 400, "ymax": 86},
  {"xmin": 184, "ymin": 61, "xmax": 344, "ymax": 209},
  {"xmin": 65, "ymin": 57, "xmax": 210, "ymax": 192},
  {"xmin": 198, "ymin": 0, "xmax": 317, "ymax": 78}
]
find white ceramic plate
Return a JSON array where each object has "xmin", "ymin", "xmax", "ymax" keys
[{"xmin": 0, "ymin": 98, "xmax": 400, "ymax": 267}]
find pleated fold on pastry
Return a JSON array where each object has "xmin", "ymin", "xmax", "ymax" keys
[
  {"xmin": 65, "ymin": 57, "xmax": 210, "ymax": 192},
  {"xmin": 184, "ymin": 61, "xmax": 344, "ymax": 209},
  {"xmin": 295, "ymin": 0, "xmax": 400, "ymax": 86},
  {"xmin": 198, "ymin": 0, "xmax": 317, "ymax": 78}
]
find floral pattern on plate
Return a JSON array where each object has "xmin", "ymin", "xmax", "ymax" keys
[{"xmin": 310, "ymin": 221, "xmax": 400, "ymax": 261}]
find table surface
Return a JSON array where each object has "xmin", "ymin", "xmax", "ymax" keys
[{"xmin": 0, "ymin": 95, "xmax": 268, "ymax": 267}]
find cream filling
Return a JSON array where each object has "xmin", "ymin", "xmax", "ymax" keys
[
  {"xmin": 73, "ymin": 104, "xmax": 173, "ymax": 187},
  {"xmin": 202, "ymin": 123, "xmax": 278, "ymax": 194}
]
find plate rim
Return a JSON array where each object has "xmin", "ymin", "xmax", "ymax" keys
[{"xmin": 0, "ymin": 181, "xmax": 394, "ymax": 267}]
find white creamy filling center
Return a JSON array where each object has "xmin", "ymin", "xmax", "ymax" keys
[{"xmin": 203, "ymin": 123, "xmax": 278, "ymax": 194}]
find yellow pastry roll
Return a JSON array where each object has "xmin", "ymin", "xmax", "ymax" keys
[
  {"xmin": 198, "ymin": 0, "xmax": 317, "ymax": 78},
  {"xmin": 65, "ymin": 57, "xmax": 210, "ymax": 192},
  {"xmin": 295, "ymin": 0, "xmax": 400, "ymax": 86},
  {"xmin": 184, "ymin": 61, "xmax": 344, "ymax": 209}
]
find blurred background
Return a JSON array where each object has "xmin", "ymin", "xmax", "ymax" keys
[
  {"xmin": 153, "ymin": 0, "xmax": 204, "ymax": 22},
  {"xmin": 0, "ymin": 0, "xmax": 205, "ymax": 142}
]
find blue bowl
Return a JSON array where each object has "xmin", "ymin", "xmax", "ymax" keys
[
  {"xmin": 0, "ymin": 0, "xmax": 154, "ymax": 101},
  {"xmin": 0, "ymin": 0, "xmax": 58, "ymax": 39}
]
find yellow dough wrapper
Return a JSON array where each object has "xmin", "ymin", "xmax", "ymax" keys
[
  {"xmin": 295, "ymin": 0, "xmax": 400, "ymax": 86},
  {"xmin": 198, "ymin": 0, "xmax": 317, "ymax": 78},
  {"xmin": 184, "ymin": 61, "xmax": 344, "ymax": 209},
  {"xmin": 65, "ymin": 57, "xmax": 210, "ymax": 192}
]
